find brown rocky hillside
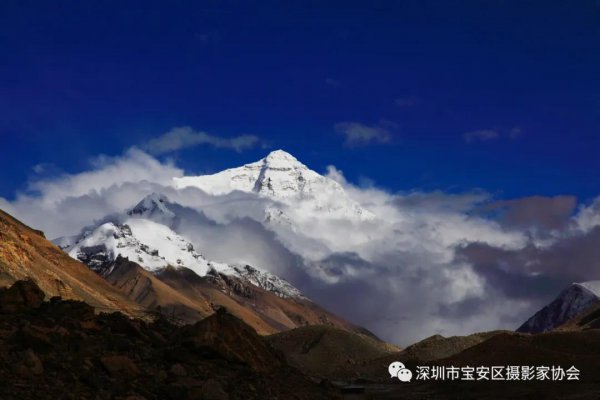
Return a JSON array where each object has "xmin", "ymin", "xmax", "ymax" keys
[{"xmin": 0, "ymin": 209, "xmax": 142, "ymax": 315}]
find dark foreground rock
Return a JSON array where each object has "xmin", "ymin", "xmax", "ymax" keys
[
  {"xmin": 0, "ymin": 279, "xmax": 45, "ymax": 312},
  {"xmin": 0, "ymin": 280, "xmax": 339, "ymax": 400}
]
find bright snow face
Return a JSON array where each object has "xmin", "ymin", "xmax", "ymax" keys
[
  {"xmin": 68, "ymin": 218, "xmax": 232, "ymax": 277},
  {"xmin": 173, "ymin": 149, "xmax": 374, "ymax": 221}
]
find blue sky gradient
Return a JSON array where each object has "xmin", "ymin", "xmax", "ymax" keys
[{"xmin": 1, "ymin": 1, "xmax": 599, "ymax": 202}]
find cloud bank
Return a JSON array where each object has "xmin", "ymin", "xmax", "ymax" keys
[{"xmin": 1, "ymin": 147, "xmax": 599, "ymax": 346}]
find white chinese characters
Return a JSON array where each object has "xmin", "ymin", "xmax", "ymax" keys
[{"xmin": 412, "ymin": 365, "xmax": 580, "ymax": 381}]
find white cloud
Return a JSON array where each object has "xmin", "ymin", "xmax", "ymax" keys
[
  {"xmin": 2, "ymin": 147, "xmax": 597, "ymax": 346},
  {"xmin": 143, "ymin": 126, "xmax": 262, "ymax": 154},
  {"xmin": 573, "ymin": 197, "xmax": 600, "ymax": 233},
  {"xmin": 270, "ymin": 165, "xmax": 534, "ymax": 344},
  {"xmin": 0, "ymin": 148, "xmax": 183, "ymax": 237},
  {"xmin": 30, "ymin": 148, "xmax": 182, "ymax": 206},
  {"xmin": 324, "ymin": 165, "xmax": 347, "ymax": 185},
  {"xmin": 334, "ymin": 122, "xmax": 392, "ymax": 147},
  {"xmin": 2, "ymin": 148, "xmax": 524, "ymax": 344}
]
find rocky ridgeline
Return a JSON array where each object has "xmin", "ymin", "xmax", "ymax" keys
[{"xmin": 0, "ymin": 280, "xmax": 337, "ymax": 400}]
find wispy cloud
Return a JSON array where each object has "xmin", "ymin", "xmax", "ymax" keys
[
  {"xmin": 334, "ymin": 121, "xmax": 393, "ymax": 147},
  {"xmin": 143, "ymin": 127, "xmax": 262, "ymax": 154},
  {"xmin": 464, "ymin": 126, "xmax": 523, "ymax": 143},
  {"xmin": 464, "ymin": 129, "xmax": 499, "ymax": 143}
]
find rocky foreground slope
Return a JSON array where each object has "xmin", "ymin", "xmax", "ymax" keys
[{"xmin": 0, "ymin": 280, "xmax": 338, "ymax": 400}]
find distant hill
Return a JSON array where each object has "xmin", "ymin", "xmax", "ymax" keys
[{"xmin": 267, "ymin": 325, "xmax": 400, "ymax": 380}]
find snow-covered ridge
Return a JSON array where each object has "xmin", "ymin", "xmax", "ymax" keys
[
  {"xmin": 574, "ymin": 281, "xmax": 600, "ymax": 298},
  {"xmin": 232, "ymin": 264, "xmax": 304, "ymax": 299},
  {"xmin": 517, "ymin": 281, "xmax": 600, "ymax": 333},
  {"xmin": 128, "ymin": 192, "xmax": 174, "ymax": 219},
  {"xmin": 57, "ymin": 193, "xmax": 305, "ymax": 299},
  {"xmin": 174, "ymin": 150, "xmax": 312, "ymax": 198},
  {"xmin": 67, "ymin": 218, "xmax": 231, "ymax": 277}
]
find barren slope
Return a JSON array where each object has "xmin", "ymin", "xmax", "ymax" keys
[
  {"xmin": 267, "ymin": 325, "xmax": 400, "ymax": 379},
  {"xmin": 0, "ymin": 209, "xmax": 143, "ymax": 315}
]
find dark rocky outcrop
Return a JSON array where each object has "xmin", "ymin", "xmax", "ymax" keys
[
  {"xmin": 0, "ymin": 279, "xmax": 45, "ymax": 312},
  {"xmin": 0, "ymin": 280, "xmax": 339, "ymax": 400}
]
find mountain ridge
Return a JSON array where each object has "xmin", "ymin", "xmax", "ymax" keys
[
  {"xmin": 58, "ymin": 193, "xmax": 304, "ymax": 299},
  {"xmin": 49, "ymin": 191, "xmax": 371, "ymax": 337},
  {"xmin": 517, "ymin": 281, "xmax": 600, "ymax": 333}
]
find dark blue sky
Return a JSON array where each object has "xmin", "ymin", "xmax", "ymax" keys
[{"xmin": 1, "ymin": 1, "xmax": 599, "ymax": 202}]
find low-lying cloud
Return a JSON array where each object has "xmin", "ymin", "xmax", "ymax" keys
[{"xmin": 1, "ymin": 147, "xmax": 599, "ymax": 346}]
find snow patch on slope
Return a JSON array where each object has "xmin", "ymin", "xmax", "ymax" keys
[
  {"xmin": 232, "ymin": 264, "xmax": 303, "ymax": 299},
  {"xmin": 68, "ymin": 219, "xmax": 230, "ymax": 278}
]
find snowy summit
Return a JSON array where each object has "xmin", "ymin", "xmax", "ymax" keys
[{"xmin": 173, "ymin": 149, "xmax": 374, "ymax": 221}]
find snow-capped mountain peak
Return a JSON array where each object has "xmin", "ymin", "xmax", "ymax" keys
[
  {"xmin": 262, "ymin": 149, "xmax": 305, "ymax": 170},
  {"xmin": 59, "ymin": 193, "xmax": 305, "ymax": 299},
  {"xmin": 67, "ymin": 218, "xmax": 226, "ymax": 277},
  {"xmin": 173, "ymin": 149, "xmax": 374, "ymax": 220},
  {"xmin": 517, "ymin": 281, "xmax": 600, "ymax": 333},
  {"xmin": 173, "ymin": 149, "xmax": 313, "ymax": 198},
  {"xmin": 128, "ymin": 192, "xmax": 175, "ymax": 219}
]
